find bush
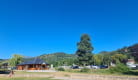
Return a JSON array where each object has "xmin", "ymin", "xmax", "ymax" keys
[
  {"xmin": 109, "ymin": 63, "xmax": 130, "ymax": 73},
  {"xmin": 80, "ymin": 67, "xmax": 91, "ymax": 73},
  {"xmin": 57, "ymin": 67, "xmax": 65, "ymax": 71}
]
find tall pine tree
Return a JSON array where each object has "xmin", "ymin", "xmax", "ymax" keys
[{"xmin": 76, "ymin": 34, "xmax": 94, "ymax": 66}]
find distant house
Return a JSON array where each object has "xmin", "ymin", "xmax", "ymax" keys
[
  {"xmin": 126, "ymin": 59, "xmax": 135, "ymax": 65},
  {"xmin": 17, "ymin": 58, "xmax": 49, "ymax": 70},
  {"xmin": 0, "ymin": 63, "xmax": 8, "ymax": 69},
  {"xmin": 126, "ymin": 59, "xmax": 136, "ymax": 69}
]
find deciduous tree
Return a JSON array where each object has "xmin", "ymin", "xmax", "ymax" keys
[{"xmin": 9, "ymin": 54, "xmax": 23, "ymax": 67}]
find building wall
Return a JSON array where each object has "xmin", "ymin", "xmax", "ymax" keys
[{"xmin": 17, "ymin": 64, "xmax": 49, "ymax": 70}]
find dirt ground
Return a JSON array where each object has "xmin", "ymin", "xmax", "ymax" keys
[{"xmin": 0, "ymin": 71, "xmax": 138, "ymax": 80}]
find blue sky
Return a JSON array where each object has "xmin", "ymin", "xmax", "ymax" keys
[{"xmin": 0, "ymin": 0, "xmax": 138, "ymax": 59}]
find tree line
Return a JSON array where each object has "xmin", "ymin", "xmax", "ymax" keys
[{"xmin": 7, "ymin": 34, "xmax": 138, "ymax": 67}]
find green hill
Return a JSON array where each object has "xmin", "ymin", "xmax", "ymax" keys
[
  {"xmin": 1, "ymin": 43, "xmax": 138, "ymax": 67},
  {"xmin": 99, "ymin": 43, "xmax": 138, "ymax": 62},
  {"xmin": 38, "ymin": 52, "xmax": 77, "ymax": 66},
  {"xmin": 22, "ymin": 52, "xmax": 77, "ymax": 67}
]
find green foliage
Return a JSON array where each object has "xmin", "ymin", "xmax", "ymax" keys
[
  {"xmin": 93, "ymin": 54, "xmax": 103, "ymax": 65},
  {"xmin": 76, "ymin": 34, "xmax": 94, "ymax": 66},
  {"xmin": 98, "ymin": 51, "xmax": 112, "ymax": 66},
  {"xmin": 38, "ymin": 52, "xmax": 76, "ymax": 67},
  {"xmin": 105, "ymin": 44, "xmax": 138, "ymax": 63},
  {"xmin": 80, "ymin": 67, "xmax": 91, "ymax": 73},
  {"xmin": 128, "ymin": 44, "xmax": 138, "ymax": 62},
  {"xmin": 102, "ymin": 55, "xmax": 111, "ymax": 66},
  {"xmin": 57, "ymin": 67, "xmax": 65, "ymax": 71},
  {"xmin": 109, "ymin": 63, "xmax": 130, "ymax": 73},
  {"xmin": 9, "ymin": 54, "xmax": 23, "ymax": 67},
  {"xmin": 111, "ymin": 53, "xmax": 127, "ymax": 64}
]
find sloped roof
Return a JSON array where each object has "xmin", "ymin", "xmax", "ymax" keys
[{"xmin": 17, "ymin": 58, "xmax": 48, "ymax": 65}]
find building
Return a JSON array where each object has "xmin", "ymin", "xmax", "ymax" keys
[
  {"xmin": 126, "ymin": 59, "xmax": 136, "ymax": 69},
  {"xmin": 17, "ymin": 58, "xmax": 49, "ymax": 70},
  {"xmin": 0, "ymin": 63, "xmax": 8, "ymax": 69},
  {"xmin": 126, "ymin": 59, "xmax": 135, "ymax": 65}
]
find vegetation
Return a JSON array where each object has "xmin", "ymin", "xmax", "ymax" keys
[
  {"xmin": 33, "ymin": 43, "xmax": 138, "ymax": 67},
  {"xmin": 111, "ymin": 53, "xmax": 127, "ymax": 64},
  {"xmin": 80, "ymin": 67, "xmax": 91, "ymax": 73},
  {"xmin": 97, "ymin": 44, "xmax": 138, "ymax": 65},
  {"xmin": 6, "ymin": 42, "xmax": 137, "ymax": 69},
  {"xmin": 76, "ymin": 34, "xmax": 94, "ymax": 66},
  {"xmin": 93, "ymin": 53, "xmax": 111, "ymax": 66},
  {"xmin": 9, "ymin": 54, "xmax": 23, "ymax": 67},
  {"xmin": 57, "ymin": 67, "xmax": 65, "ymax": 71},
  {"xmin": 1, "ymin": 34, "xmax": 138, "ymax": 76},
  {"xmin": 128, "ymin": 44, "xmax": 138, "ymax": 62},
  {"xmin": 38, "ymin": 52, "xmax": 76, "ymax": 67},
  {"xmin": 109, "ymin": 63, "xmax": 130, "ymax": 73}
]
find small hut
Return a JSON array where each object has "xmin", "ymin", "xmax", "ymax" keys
[
  {"xmin": 0, "ymin": 63, "xmax": 8, "ymax": 69},
  {"xmin": 17, "ymin": 58, "xmax": 49, "ymax": 70}
]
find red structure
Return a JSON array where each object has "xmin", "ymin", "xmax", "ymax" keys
[{"xmin": 17, "ymin": 58, "xmax": 49, "ymax": 70}]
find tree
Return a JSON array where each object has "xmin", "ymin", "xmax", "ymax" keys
[
  {"xmin": 93, "ymin": 53, "xmax": 111, "ymax": 66},
  {"xmin": 76, "ymin": 34, "xmax": 94, "ymax": 66},
  {"xmin": 98, "ymin": 51, "xmax": 111, "ymax": 66},
  {"xmin": 9, "ymin": 54, "xmax": 23, "ymax": 67},
  {"xmin": 118, "ymin": 47, "xmax": 133, "ymax": 59},
  {"xmin": 111, "ymin": 53, "xmax": 127, "ymax": 64},
  {"xmin": 102, "ymin": 54, "xmax": 111, "ymax": 66},
  {"xmin": 128, "ymin": 44, "xmax": 138, "ymax": 62},
  {"xmin": 93, "ymin": 54, "xmax": 102, "ymax": 65}
]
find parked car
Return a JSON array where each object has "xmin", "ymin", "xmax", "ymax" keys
[
  {"xmin": 136, "ymin": 64, "xmax": 138, "ymax": 69},
  {"xmin": 99, "ymin": 65, "xmax": 108, "ymax": 69},
  {"xmin": 85, "ymin": 66, "xmax": 91, "ymax": 69},
  {"xmin": 91, "ymin": 65, "xmax": 99, "ymax": 69},
  {"xmin": 127, "ymin": 64, "xmax": 137, "ymax": 69},
  {"xmin": 71, "ymin": 66, "xmax": 79, "ymax": 69}
]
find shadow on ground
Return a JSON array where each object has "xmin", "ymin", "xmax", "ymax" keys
[
  {"xmin": 123, "ymin": 71, "xmax": 138, "ymax": 76},
  {"xmin": 0, "ymin": 70, "xmax": 10, "ymax": 74}
]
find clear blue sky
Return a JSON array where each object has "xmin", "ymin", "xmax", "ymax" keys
[{"xmin": 0, "ymin": 0, "xmax": 138, "ymax": 59}]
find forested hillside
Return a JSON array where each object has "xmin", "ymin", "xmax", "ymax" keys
[
  {"xmin": 98, "ymin": 43, "xmax": 138, "ymax": 64},
  {"xmin": 128, "ymin": 44, "xmax": 138, "ymax": 61},
  {"xmin": 38, "ymin": 52, "xmax": 77, "ymax": 67},
  {"xmin": 1, "ymin": 44, "xmax": 138, "ymax": 67}
]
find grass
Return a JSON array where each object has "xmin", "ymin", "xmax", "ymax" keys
[
  {"xmin": 64, "ymin": 74, "xmax": 70, "ymax": 77},
  {"xmin": 0, "ymin": 77, "xmax": 60, "ymax": 80},
  {"xmin": 65, "ymin": 69, "xmax": 138, "ymax": 76},
  {"xmin": 65, "ymin": 69, "xmax": 110, "ymax": 74},
  {"xmin": 90, "ymin": 69, "xmax": 111, "ymax": 74}
]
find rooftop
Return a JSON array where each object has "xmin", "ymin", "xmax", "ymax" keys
[{"xmin": 17, "ymin": 58, "xmax": 48, "ymax": 65}]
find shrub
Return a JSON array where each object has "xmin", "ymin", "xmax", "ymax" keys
[
  {"xmin": 57, "ymin": 67, "xmax": 65, "ymax": 71},
  {"xmin": 80, "ymin": 67, "xmax": 91, "ymax": 73},
  {"xmin": 109, "ymin": 63, "xmax": 130, "ymax": 73}
]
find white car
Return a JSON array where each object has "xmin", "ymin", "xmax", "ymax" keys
[
  {"xmin": 91, "ymin": 65, "xmax": 100, "ymax": 69},
  {"xmin": 127, "ymin": 64, "xmax": 136, "ymax": 69}
]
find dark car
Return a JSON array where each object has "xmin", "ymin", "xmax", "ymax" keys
[
  {"xmin": 99, "ymin": 65, "xmax": 108, "ymax": 69},
  {"xmin": 71, "ymin": 66, "xmax": 79, "ymax": 69}
]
